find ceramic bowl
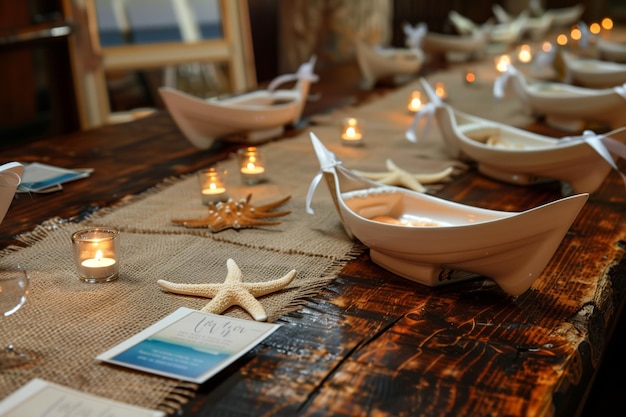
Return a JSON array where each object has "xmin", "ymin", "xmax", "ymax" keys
[
  {"xmin": 495, "ymin": 65, "xmax": 626, "ymax": 130},
  {"xmin": 355, "ymin": 40, "xmax": 425, "ymax": 88},
  {"xmin": 562, "ymin": 51, "xmax": 626, "ymax": 88},
  {"xmin": 308, "ymin": 132, "xmax": 588, "ymax": 297},
  {"xmin": 159, "ymin": 58, "xmax": 317, "ymax": 149},
  {"xmin": 597, "ymin": 38, "xmax": 626, "ymax": 63},
  {"xmin": 0, "ymin": 162, "xmax": 23, "ymax": 225},
  {"xmin": 544, "ymin": 3, "xmax": 584, "ymax": 27},
  {"xmin": 422, "ymin": 28, "xmax": 488, "ymax": 61},
  {"xmin": 413, "ymin": 78, "xmax": 626, "ymax": 193}
]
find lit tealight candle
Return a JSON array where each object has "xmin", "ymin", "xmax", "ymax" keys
[
  {"xmin": 237, "ymin": 147, "xmax": 266, "ymax": 184},
  {"xmin": 517, "ymin": 44, "xmax": 532, "ymax": 63},
  {"xmin": 435, "ymin": 82, "xmax": 447, "ymax": 99},
  {"xmin": 495, "ymin": 54, "xmax": 511, "ymax": 72},
  {"xmin": 71, "ymin": 228, "xmax": 120, "ymax": 283},
  {"xmin": 198, "ymin": 167, "xmax": 228, "ymax": 204},
  {"xmin": 407, "ymin": 91, "xmax": 424, "ymax": 112},
  {"xmin": 341, "ymin": 117, "xmax": 364, "ymax": 146}
]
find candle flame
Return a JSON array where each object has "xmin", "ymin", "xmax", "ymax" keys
[
  {"xmin": 246, "ymin": 162, "xmax": 256, "ymax": 170},
  {"xmin": 95, "ymin": 250, "xmax": 103, "ymax": 261}
]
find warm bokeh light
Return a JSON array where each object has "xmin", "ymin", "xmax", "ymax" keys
[
  {"xmin": 465, "ymin": 70, "xmax": 476, "ymax": 84},
  {"xmin": 407, "ymin": 91, "xmax": 423, "ymax": 112},
  {"xmin": 517, "ymin": 45, "xmax": 532, "ymax": 63},
  {"xmin": 589, "ymin": 22, "xmax": 601, "ymax": 35},
  {"xmin": 495, "ymin": 54, "xmax": 511, "ymax": 72},
  {"xmin": 542, "ymin": 41, "xmax": 553, "ymax": 53},
  {"xmin": 435, "ymin": 82, "xmax": 447, "ymax": 99},
  {"xmin": 556, "ymin": 34, "xmax": 568, "ymax": 46},
  {"xmin": 602, "ymin": 17, "xmax": 613, "ymax": 30},
  {"xmin": 570, "ymin": 28, "xmax": 581, "ymax": 41}
]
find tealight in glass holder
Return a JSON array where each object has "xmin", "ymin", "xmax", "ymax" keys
[
  {"xmin": 237, "ymin": 147, "xmax": 266, "ymax": 185},
  {"xmin": 71, "ymin": 228, "xmax": 120, "ymax": 283},
  {"xmin": 341, "ymin": 117, "xmax": 364, "ymax": 146},
  {"xmin": 198, "ymin": 167, "xmax": 228, "ymax": 204},
  {"xmin": 407, "ymin": 91, "xmax": 424, "ymax": 112}
]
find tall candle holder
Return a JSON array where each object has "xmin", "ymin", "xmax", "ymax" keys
[
  {"xmin": 237, "ymin": 147, "xmax": 266, "ymax": 185},
  {"xmin": 71, "ymin": 228, "xmax": 120, "ymax": 283}
]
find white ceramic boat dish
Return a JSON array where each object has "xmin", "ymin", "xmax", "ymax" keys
[
  {"xmin": 561, "ymin": 51, "xmax": 626, "ymax": 88},
  {"xmin": 488, "ymin": 9, "xmax": 528, "ymax": 45},
  {"xmin": 159, "ymin": 57, "xmax": 318, "ymax": 150},
  {"xmin": 597, "ymin": 38, "xmax": 626, "ymax": 63},
  {"xmin": 307, "ymin": 133, "xmax": 588, "ymax": 297},
  {"xmin": 355, "ymin": 40, "xmax": 425, "ymax": 88},
  {"xmin": 494, "ymin": 65, "xmax": 626, "ymax": 130},
  {"xmin": 0, "ymin": 162, "xmax": 23, "ymax": 225},
  {"xmin": 542, "ymin": 3, "xmax": 584, "ymax": 27},
  {"xmin": 491, "ymin": 4, "xmax": 552, "ymax": 40},
  {"xmin": 409, "ymin": 79, "xmax": 626, "ymax": 194},
  {"xmin": 422, "ymin": 27, "xmax": 488, "ymax": 61}
]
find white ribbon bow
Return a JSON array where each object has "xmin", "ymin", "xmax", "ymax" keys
[
  {"xmin": 403, "ymin": 22, "xmax": 427, "ymax": 50},
  {"xmin": 267, "ymin": 58, "xmax": 319, "ymax": 92},
  {"xmin": 577, "ymin": 21, "xmax": 592, "ymax": 49},
  {"xmin": 493, "ymin": 65, "xmax": 519, "ymax": 100},
  {"xmin": 305, "ymin": 153, "xmax": 342, "ymax": 215},
  {"xmin": 560, "ymin": 129, "xmax": 626, "ymax": 191},
  {"xmin": 614, "ymin": 83, "xmax": 626, "ymax": 99},
  {"xmin": 406, "ymin": 102, "xmax": 439, "ymax": 143},
  {"xmin": 406, "ymin": 80, "xmax": 444, "ymax": 143}
]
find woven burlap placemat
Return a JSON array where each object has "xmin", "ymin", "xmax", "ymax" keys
[{"xmin": 0, "ymin": 58, "xmax": 530, "ymax": 413}]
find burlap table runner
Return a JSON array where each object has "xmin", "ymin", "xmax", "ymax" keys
[{"xmin": 0, "ymin": 57, "xmax": 530, "ymax": 413}]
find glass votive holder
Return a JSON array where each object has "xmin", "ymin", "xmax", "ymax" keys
[
  {"xmin": 407, "ymin": 91, "xmax": 424, "ymax": 112},
  {"xmin": 341, "ymin": 117, "xmax": 364, "ymax": 146},
  {"xmin": 237, "ymin": 147, "xmax": 266, "ymax": 185},
  {"xmin": 71, "ymin": 228, "xmax": 120, "ymax": 283},
  {"xmin": 198, "ymin": 167, "xmax": 228, "ymax": 204}
]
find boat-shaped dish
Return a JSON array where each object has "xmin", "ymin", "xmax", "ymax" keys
[
  {"xmin": 411, "ymin": 79, "xmax": 626, "ymax": 194},
  {"xmin": 308, "ymin": 132, "xmax": 588, "ymax": 297},
  {"xmin": 422, "ymin": 28, "xmax": 488, "ymax": 62},
  {"xmin": 597, "ymin": 38, "xmax": 626, "ymax": 63},
  {"xmin": 494, "ymin": 65, "xmax": 626, "ymax": 130},
  {"xmin": 561, "ymin": 51, "xmax": 626, "ymax": 88},
  {"xmin": 159, "ymin": 58, "xmax": 317, "ymax": 149},
  {"xmin": 0, "ymin": 162, "xmax": 23, "ymax": 225},
  {"xmin": 543, "ymin": 3, "xmax": 584, "ymax": 27},
  {"xmin": 355, "ymin": 40, "xmax": 425, "ymax": 88}
]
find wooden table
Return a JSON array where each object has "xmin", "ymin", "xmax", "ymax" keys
[{"xmin": 0, "ymin": 62, "xmax": 624, "ymax": 417}]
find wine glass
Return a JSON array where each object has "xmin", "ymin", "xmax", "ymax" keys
[{"xmin": 0, "ymin": 265, "xmax": 34, "ymax": 370}]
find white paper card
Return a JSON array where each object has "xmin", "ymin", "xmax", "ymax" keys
[
  {"xmin": 97, "ymin": 307, "xmax": 280, "ymax": 383},
  {"xmin": 0, "ymin": 379, "xmax": 164, "ymax": 417},
  {"xmin": 19, "ymin": 162, "xmax": 91, "ymax": 192}
]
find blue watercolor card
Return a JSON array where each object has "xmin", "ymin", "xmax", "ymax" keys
[{"xmin": 97, "ymin": 307, "xmax": 280, "ymax": 383}]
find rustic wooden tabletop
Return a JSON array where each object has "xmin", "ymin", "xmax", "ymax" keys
[{"xmin": 0, "ymin": 61, "xmax": 624, "ymax": 417}]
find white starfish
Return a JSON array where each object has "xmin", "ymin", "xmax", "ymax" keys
[
  {"xmin": 157, "ymin": 258, "xmax": 296, "ymax": 321},
  {"xmin": 354, "ymin": 159, "xmax": 455, "ymax": 192}
]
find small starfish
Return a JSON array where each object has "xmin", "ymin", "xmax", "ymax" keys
[
  {"xmin": 157, "ymin": 258, "xmax": 296, "ymax": 321},
  {"xmin": 354, "ymin": 159, "xmax": 455, "ymax": 192}
]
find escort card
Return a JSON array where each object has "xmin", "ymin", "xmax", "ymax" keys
[
  {"xmin": 0, "ymin": 379, "xmax": 164, "ymax": 416},
  {"xmin": 97, "ymin": 307, "xmax": 280, "ymax": 383}
]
